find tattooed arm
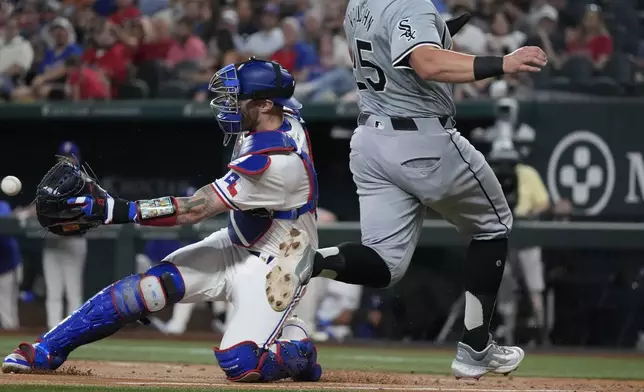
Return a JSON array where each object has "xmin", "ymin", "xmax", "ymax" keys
[
  {"xmin": 172, "ymin": 184, "xmax": 229, "ymax": 225},
  {"xmin": 131, "ymin": 184, "xmax": 230, "ymax": 227}
]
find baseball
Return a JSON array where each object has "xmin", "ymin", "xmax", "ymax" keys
[{"xmin": 1, "ymin": 176, "xmax": 22, "ymax": 196}]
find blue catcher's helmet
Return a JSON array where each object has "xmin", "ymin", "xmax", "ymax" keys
[{"xmin": 209, "ymin": 58, "xmax": 302, "ymax": 144}]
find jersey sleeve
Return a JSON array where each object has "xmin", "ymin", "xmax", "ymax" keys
[
  {"xmin": 389, "ymin": 0, "xmax": 444, "ymax": 69},
  {"xmin": 211, "ymin": 167, "xmax": 286, "ymax": 212}
]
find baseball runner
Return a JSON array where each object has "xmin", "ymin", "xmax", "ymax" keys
[
  {"xmin": 2, "ymin": 58, "xmax": 322, "ymax": 383},
  {"xmin": 264, "ymin": 0, "xmax": 547, "ymax": 379}
]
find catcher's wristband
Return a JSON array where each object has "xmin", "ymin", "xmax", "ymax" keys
[
  {"xmin": 111, "ymin": 198, "xmax": 135, "ymax": 224},
  {"xmin": 473, "ymin": 56, "xmax": 504, "ymax": 81},
  {"xmin": 136, "ymin": 197, "xmax": 179, "ymax": 226}
]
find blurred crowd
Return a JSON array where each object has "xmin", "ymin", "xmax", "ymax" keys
[{"xmin": 0, "ymin": 0, "xmax": 642, "ymax": 102}]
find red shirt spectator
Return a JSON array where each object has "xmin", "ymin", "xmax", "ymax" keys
[
  {"xmin": 82, "ymin": 43, "xmax": 130, "ymax": 85},
  {"xmin": 271, "ymin": 49, "xmax": 297, "ymax": 73},
  {"xmin": 109, "ymin": 0, "xmax": 141, "ymax": 26},
  {"xmin": 566, "ymin": 34, "xmax": 613, "ymax": 62},
  {"xmin": 67, "ymin": 67, "xmax": 110, "ymax": 100},
  {"xmin": 565, "ymin": 6, "xmax": 613, "ymax": 68},
  {"xmin": 165, "ymin": 18, "xmax": 207, "ymax": 67},
  {"xmin": 134, "ymin": 39, "xmax": 174, "ymax": 64}
]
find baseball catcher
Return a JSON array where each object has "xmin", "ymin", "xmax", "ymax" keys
[{"xmin": 3, "ymin": 58, "xmax": 322, "ymax": 383}]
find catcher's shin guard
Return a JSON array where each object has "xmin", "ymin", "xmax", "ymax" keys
[
  {"xmin": 32, "ymin": 263, "xmax": 183, "ymax": 369},
  {"xmin": 214, "ymin": 339, "xmax": 322, "ymax": 382}
]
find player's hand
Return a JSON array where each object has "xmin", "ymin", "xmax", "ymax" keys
[{"xmin": 503, "ymin": 46, "xmax": 548, "ymax": 74}]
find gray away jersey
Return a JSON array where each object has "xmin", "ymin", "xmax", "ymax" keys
[{"xmin": 344, "ymin": 0, "xmax": 455, "ymax": 117}]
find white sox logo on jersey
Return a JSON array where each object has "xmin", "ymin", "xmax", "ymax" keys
[{"xmin": 397, "ymin": 18, "xmax": 417, "ymax": 42}]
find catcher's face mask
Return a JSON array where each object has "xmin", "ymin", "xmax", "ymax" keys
[
  {"xmin": 209, "ymin": 58, "xmax": 300, "ymax": 146},
  {"xmin": 209, "ymin": 63, "xmax": 244, "ymax": 146}
]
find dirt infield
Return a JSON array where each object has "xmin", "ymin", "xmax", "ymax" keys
[{"xmin": 1, "ymin": 361, "xmax": 643, "ymax": 392}]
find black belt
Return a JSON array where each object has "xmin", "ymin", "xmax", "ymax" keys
[{"xmin": 357, "ymin": 113, "xmax": 450, "ymax": 131}]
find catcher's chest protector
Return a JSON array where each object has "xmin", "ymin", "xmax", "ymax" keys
[{"xmin": 226, "ymin": 125, "xmax": 318, "ymax": 248}]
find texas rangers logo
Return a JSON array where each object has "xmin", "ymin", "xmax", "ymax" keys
[
  {"xmin": 223, "ymin": 172, "xmax": 241, "ymax": 197},
  {"xmin": 397, "ymin": 18, "xmax": 417, "ymax": 42},
  {"xmin": 547, "ymin": 131, "xmax": 615, "ymax": 216}
]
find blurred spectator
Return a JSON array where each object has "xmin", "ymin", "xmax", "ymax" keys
[
  {"xmin": 270, "ymin": 17, "xmax": 317, "ymax": 81},
  {"xmin": 526, "ymin": 4, "xmax": 564, "ymax": 70},
  {"xmin": 442, "ymin": 2, "xmax": 486, "ymax": 55},
  {"xmin": 139, "ymin": 0, "xmax": 170, "ymax": 17},
  {"xmin": 132, "ymin": 17, "xmax": 174, "ymax": 65},
  {"xmin": 108, "ymin": 0, "xmax": 141, "ymax": 26},
  {"xmin": 293, "ymin": 31, "xmax": 354, "ymax": 103},
  {"xmin": 15, "ymin": 0, "xmax": 43, "ymax": 38},
  {"xmin": 153, "ymin": 0, "xmax": 183, "ymax": 29},
  {"xmin": 64, "ymin": 55, "xmax": 109, "ymax": 100},
  {"xmin": 302, "ymin": 8, "xmax": 322, "ymax": 44},
  {"xmin": 68, "ymin": 6, "xmax": 99, "ymax": 45},
  {"xmin": 165, "ymin": 17, "xmax": 207, "ymax": 68},
  {"xmin": 235, "ymin": 0, "xmax": 257, "ymax": 37},
  {"xmin": 0, "ymin": 200, "xmax": 22, "ymax": 331},
  {"xmin": 82, "ymin": 19, "xmax": 130, "ymax": 97},
  {"xmin": 12, "ymin": 17, "xmax": 81, "ymax": 101},
  {"xmin": 486, "ymin": 11, "xmax": 527, "ymax": 56},
  {"xmin": 0, "ymin": 14, "xmax": 34, "ymax": 100},
  {"xmin": 201, "ymin": 7, "xmax": 241, "ymax": 67},
  {"xmin": 182, "ymin": 0, "xmax": 205, "ymax": 34},
  {"xmin": 242, "ymin": 2, "xmax": 283, "ymax": 58},
  {"xmin": 564, "ymin": 4, "xmax": 613, "ymax": 71}
]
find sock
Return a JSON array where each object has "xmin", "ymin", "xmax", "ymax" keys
[
  {"xmin": 312, "ymin": 243, "xmax": 391, "ymax": 288},
  {"xmin": 461, "ymin": 238, "xmax": 508, "ymax": 351}
]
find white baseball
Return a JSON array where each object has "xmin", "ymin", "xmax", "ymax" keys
[{"xmin": 1, "ymin": 176, "xmax": 22, "ymax": 196}]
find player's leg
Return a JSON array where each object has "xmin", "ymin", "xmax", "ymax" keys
[
  {"xmin": 60, "ymin": 239, "xmax": 87, "ymax": 319},
  {"xmin": 495, "ymin": 250, "xmax": 519, "ymax": 345},
  {"xmin": 42, "ymin": 247, "xmax": 64, "ymax": 330},
  {"xmin": 517, "ymin": 246, "xmax": 546, "ymax": 340},
  {"xmin": 214, "ymin": 254, "xmax": 321, "ymax": 383},
  {"xmin": 0, "ymin": 265, "xmax": 20, "ymax": 330},
  {"xmin": 317, "ymin": 281, "xmax": 363, "ymax": 342},
  {"xmin": 265, "ymin": 128, "xmax": 424, "ymax": 312},
  {"xmin": 163, "ymin": 303, "xmax": 197, "ymax": 334},
  {"xmin": 291, "ymin": 277, "xmax": 327, "ymax": 339},
  {"xmin": 418, "ymin": 127, "xmax": 520, "ymax": 378},
  {"xmin": 1, "ymin": 230, "xmax": 234, "ymax": 374}
]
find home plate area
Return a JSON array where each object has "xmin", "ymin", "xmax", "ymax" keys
[{"xmin": 0, "ymin": 361, "xmax": 640, "ymax": 391}]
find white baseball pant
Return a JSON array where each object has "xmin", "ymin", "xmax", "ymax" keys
[
  {"xmin": 43, "ymin": 237, "xmax": 87, "ymax": 330},
  {"xmin": 0, "ymin": 264, "xmax": 22, "ymax": 329}
]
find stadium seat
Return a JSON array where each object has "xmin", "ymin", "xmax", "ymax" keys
[
  {"xmin": 171, "ymin": 61, "xmax": 201, "ymax": 80},
  {"xmin": 580, "ymin": 77, "xmax": 624, "ymax": 95},
  {"xmin": 603, "ymin": 53, "xmax": 635, "ymax": 84},
  {"xmin": 560, "ymin": 56, "xmax": 595, "ymax": 83},
  {"xmin": 118, "ymin": 79, "xmax": 150, "ymax": 99},
  {"xmin": 136, "ymin": 61, "xmax": 165, "ymax": 98},
  {"xmin": 157, "ymin": 81, "xmax": 191, "ymax": 99}
]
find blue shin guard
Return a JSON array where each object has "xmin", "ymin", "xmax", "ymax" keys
[
  {"xmin": 214, "ymin": 339, "xmax": 322, "ymax": 382},
  {"xmin": 29, "ymin": 263, "xmax": 185, "ymax": 370}
]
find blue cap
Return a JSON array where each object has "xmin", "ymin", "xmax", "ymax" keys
[{"xmin": 58, "ymin": 141, "xmax": 81, "ymax": 161}]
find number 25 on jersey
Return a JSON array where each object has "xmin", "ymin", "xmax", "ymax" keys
[{"xmin": 351, "ymin": 39, "xmax": 388, "ymax": 92}]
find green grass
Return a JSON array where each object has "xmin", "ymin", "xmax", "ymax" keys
[{"xmin": 0, "ymin": 335, "xmax": 643, "ymax": 382}]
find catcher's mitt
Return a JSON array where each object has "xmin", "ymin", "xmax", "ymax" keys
[{"xmin": 35, "ymin": 156, "xmax": 109, "ymax": 236}]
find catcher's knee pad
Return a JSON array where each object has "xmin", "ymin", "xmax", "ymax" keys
[
  {"xmin": 214, "ymin": 340, "xmax": 321, "ymax": 383},
  {"xmin": 39, "ymin": 263, "xmax": 185, "ymax": 359}
]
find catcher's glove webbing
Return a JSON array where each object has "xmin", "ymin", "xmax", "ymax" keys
[{"xmin": 35, "ymin": 157, "xmax": 109, "ymax": 236}]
